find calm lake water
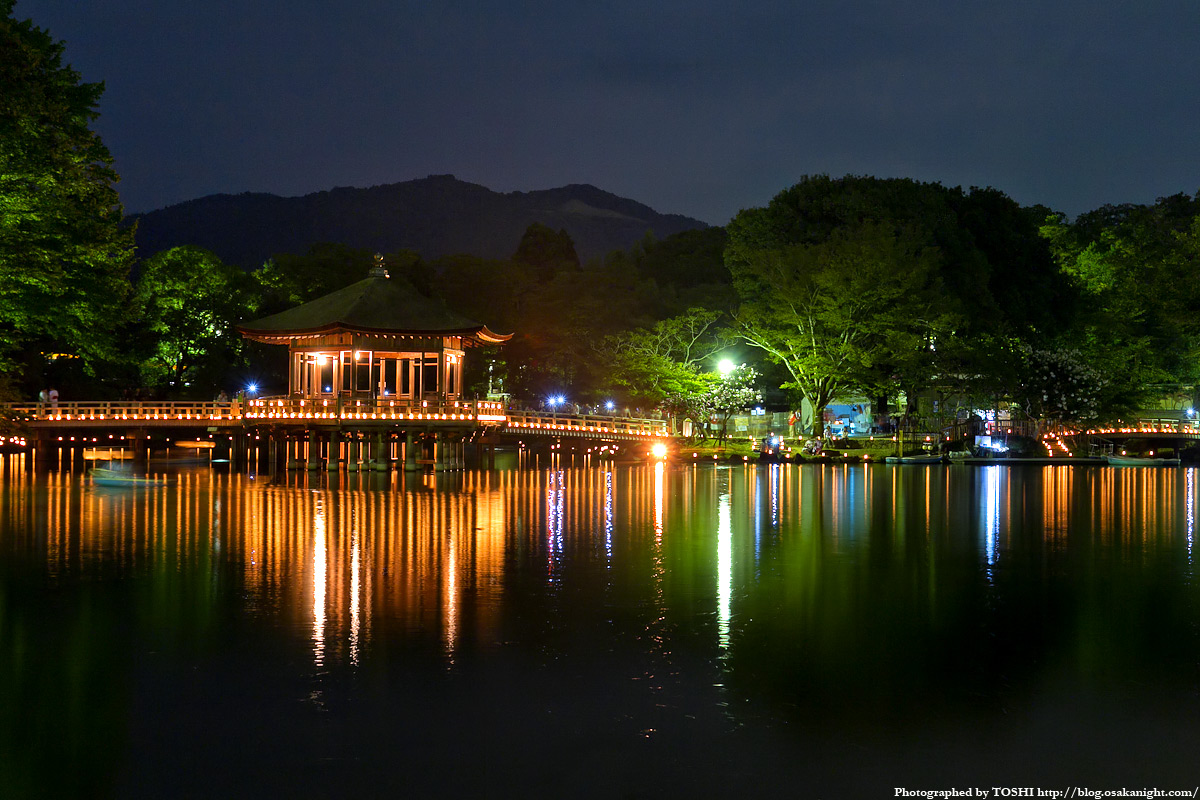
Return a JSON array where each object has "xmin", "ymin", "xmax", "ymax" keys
[{"xmin": 1, "ymin": 459, "xmax": 1198, "ymax": 798}]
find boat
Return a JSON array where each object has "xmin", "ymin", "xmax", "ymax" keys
[
  {"xmin": 90, "ymin": 466, "xmax": 174, "ymax": 487},
  {"xmin": 884, "ymin": 453, "xmax": 945, "ymax": 465},
  {"xmin": 1105, "ymin": 454, "xmax": 1181, "ymax": 467}
]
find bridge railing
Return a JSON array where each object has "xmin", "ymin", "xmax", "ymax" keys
[
  {"xmin": 503, "ymin": 409, "xmax": 668, "ymax": 437},
  {"xmin": 4, "ymin": 400, "xmax": 237, "ymax": 422}
]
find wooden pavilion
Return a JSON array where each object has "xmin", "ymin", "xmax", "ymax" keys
[{"xmin": 237, "ymin": 255, "xmax": 510, "ymax": 403}]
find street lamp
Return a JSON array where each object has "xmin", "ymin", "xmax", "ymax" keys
[{"xmin": 718, "ymin": 359, "xmax": 735, "ymax": 376}]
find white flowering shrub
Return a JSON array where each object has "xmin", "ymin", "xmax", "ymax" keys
[{"xmin": 1017, "ymin": 346, "xmax": 1105, "ymax": 422}]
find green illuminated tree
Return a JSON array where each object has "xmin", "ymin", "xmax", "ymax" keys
[
  {"xmin": 0, "ymin": 3, "xmax": 133, "ymax": 378},
  {"xmin": 728, "ymin": 216, "xmax": 945, "ymax": 436},
  {"xmin": 600, "ymin": 307, "xmax": 733, "ymax": 410},
  {"xmin": 1041, "ymin": 192, "xmax": 1200, "ymax": 416},
  {"xmin": 133, "ymin": 246, "xmax": 252, "ymax": 395}
]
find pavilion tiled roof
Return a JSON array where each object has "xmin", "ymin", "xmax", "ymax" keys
[{"xmin": 237, "ymin": 272, "xmax": 511, "ymax": 344}]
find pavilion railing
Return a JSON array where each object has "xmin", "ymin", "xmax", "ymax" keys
[{"xmin": 243, "ymin": 396, "xmax": 499, "ymax": 422}]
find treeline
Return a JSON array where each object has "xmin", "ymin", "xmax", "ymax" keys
[
  {"xmin": 720, "ymin": 176, "xmax": 1200, "ymax": 432},
  {"xmin": 79, "ymin": 223, "xmax": 730, "ymax": 402}
]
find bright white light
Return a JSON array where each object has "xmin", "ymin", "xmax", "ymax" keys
[
  {"xmin": 246, "ymin": 383, "xmax": 258, "ymax": 394},
  {"xmin": 718, "ymin": 359, "xmax": 735, "ymax": 376},
  {"xmin": 651, "ymin": 442, "xmax": 667, "ymax": 459},
  {"xmin": 605, "ymin": 400, "xmax": 615, "ymax": 411}
]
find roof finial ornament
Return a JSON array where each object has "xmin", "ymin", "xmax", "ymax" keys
[{"xmin": 369, "ymin": 252, "xmax": 389, "ymax": 279}]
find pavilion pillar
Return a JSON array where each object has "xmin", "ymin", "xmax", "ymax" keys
[{"xmin": 347, "ymin": 432, "xmax": 361, "ymax": 472}]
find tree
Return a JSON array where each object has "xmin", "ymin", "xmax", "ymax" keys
[
  {"xmin": 599, "ymin": 307, "xmax": 733, "ymax": 411},
  {"xmin": 727, "ymin": 215, "xmax": 945, "ymax": 437},
  {"xmin": 693, "ymin": 364, "xmax": 761, "ymax": 444},
  {"xmin": 632, "ymin": 227, "xmax": 734, "ymax": 315},
  {"xmin": 256, "ymin": 243, "xmax": 428, "ymax": 312},
  {"xmin": 512, "ymin": 222, "xmax": 579, "ymax": 281},
  {"xmin": 133, "ymin": 247, "xmax": 253, "ymax": 396},
  {"xmin": 1041, "ymin": 193, "xmax": 1200, "ymax": 416},
  {"xmin": 1011, "ymin": 345, "xmax": 1105, "ymax": 426},
  {"xmin": 0, "ymin": 3, "xmax": 134, "ymax": 381}
]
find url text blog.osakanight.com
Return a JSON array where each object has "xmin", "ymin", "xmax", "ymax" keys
[{"xmin": 894, "ymin": 788, "xmax": 1199, "ymax": 799}]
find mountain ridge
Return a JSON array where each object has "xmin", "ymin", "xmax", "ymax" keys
[{"xmin": 128, "ymin": 175, "xmax": 709, "ymax": 267}]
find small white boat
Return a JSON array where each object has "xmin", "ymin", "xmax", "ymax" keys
[
  {"xmin": 885, "ymin": 454, "xmax": 945, "ymax": 465},
  {"xmin": 1105, "ymin": 454, "xmax": 1180, "ymax": 467},
  {"xmin": 90, "ymin": 466, "xmax": 174, "ymax": 487}
]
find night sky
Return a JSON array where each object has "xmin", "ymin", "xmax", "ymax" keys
[{"xmin": 16, "ymin": 1, "xmax": 1200, "ymax": 224}]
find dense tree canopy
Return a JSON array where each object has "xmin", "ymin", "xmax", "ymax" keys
[
  {"xmin": 132, "ymin": 246, "xmax": 254, "ymax": 396},
  {"xmin": 727, "ymin": 175, "xmax": 1083, "ymax": 431},
  {"xmin": 728, "ymin": 216, "xmax": 946, "ymax": 435},
  {"xmin": 0, "ymin": 3, "xmax": 134, "ymax": 384},
  {"xmin": 1042, "ymin": 193, "xmax": 1200, "ymax": 414},
  {"xmin": 600, "ymin": 307, "xmax": 733, "ymax": 409}
]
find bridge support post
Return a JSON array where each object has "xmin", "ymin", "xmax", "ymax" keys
[
  {"xmin": 404, "ymin": 432, "xmax": 419, "ymax": 472},
  {"xmin": 283, "ymin": 433, "xmax": 298, "ymax": 469},
  {"xmin": 433, "ymin": 433, "xmax": 445, "ymax": 472},
  {"xmin": 32, "ymin": 431, "xmax": 55, "ymax": 470},
  {"xmin": 347, "ymin": 433, "xmax": 361, "ymax": 472},
  {"xmin": 70, "ymin": 441, "xmax": 85, "ymax": 470},
  {"xmin": 131, "ymin": 431, "xmax": 149, "ymax": 465},
  {"xmin": 370, "ymin": 432, "xmax": 389, "ymax": 471},
  {"xmin": 326, "ymin": 431, "xmax": 341, "ymax": 471},
  {"xmin": 272, "ymin": 430, "xmax": 287, "ymax": 474},
  {"xmin": 229, "ymin": 433, "xmax": 246, "ymax": 468},
  {"xmin": 306, "ymin": 432, "xmax": 320, "ymax": 470}
]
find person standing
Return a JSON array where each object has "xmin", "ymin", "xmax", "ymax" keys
[{"xmin": 48, "ymin": 387, "xmax": 59, "ymax": 410}]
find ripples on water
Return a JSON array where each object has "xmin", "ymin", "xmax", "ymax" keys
[{"xmin": 1, "ymin": 460, "xmax": 1198, "ymax": 797}]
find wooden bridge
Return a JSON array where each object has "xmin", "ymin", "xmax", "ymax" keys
[{"xmin": 0, "ymin": 398, "xmax": 670, "ymax": 471}]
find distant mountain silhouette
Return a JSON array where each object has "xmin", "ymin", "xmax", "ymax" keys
[{"xmin": 128, "ymin": 175, "xmax": 709, "ymax": 267}]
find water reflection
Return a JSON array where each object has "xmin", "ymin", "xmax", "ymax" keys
[
  {"xmin": 983, "ymin": 465, "xmax": 1001, "ymax": 577},
  {"xmin": 1187, "ymin": 469, "xmax": 1195, "ymax": 566},
  {"xmin": 717, "ymin": 473, "xmax": 732, "ymax": 652},
  {"xmin": 312, "ymin": 496, "xmax": 327, "ymax": 668},
  {"xmin": 5, "ymin": 459, "xmax": 1200, "ymax": 794}
]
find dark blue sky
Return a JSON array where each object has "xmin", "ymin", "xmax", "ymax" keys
[{"xmin": 17, "ymin": 1, "xmax": 1200, "ymax": 224}]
